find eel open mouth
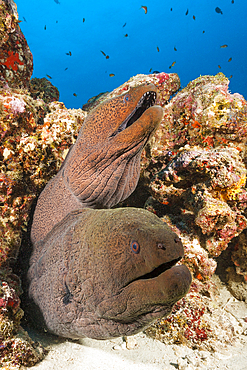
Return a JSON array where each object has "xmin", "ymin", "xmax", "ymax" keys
[
  {"xmin": 110, "ymin": 90, "xmax": 157, "ymax": 137},
  {"xmin": 128, "ymin": 257, "xmax": 182, "ymax": 286}
]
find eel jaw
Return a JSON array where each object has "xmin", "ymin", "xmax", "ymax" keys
[
  {"xmin": 110, "ymin": 90, "xmax": 157, "ymax": 137},
  {"xmin": 126, "ymin": 257, "xmax": 182, "ymax": 287}
]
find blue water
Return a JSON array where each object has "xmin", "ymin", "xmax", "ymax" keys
[{"xmin": 16, "ymin": 0, "xmax": 247, "ymax": 109}]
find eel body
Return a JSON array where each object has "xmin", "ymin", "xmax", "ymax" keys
[
  {"xmin": 28, "ymin": 207, "xmax": 192, "ymax": 339},
  {"xmin": 31, "ymin": 84, "xmax": 163, "ymax": 244}
]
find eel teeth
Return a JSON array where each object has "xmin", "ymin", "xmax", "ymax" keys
[{"xmin": 110, "ymin": 90, "xmax": 157, "ymax": 137}]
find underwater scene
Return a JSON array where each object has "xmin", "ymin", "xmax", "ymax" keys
[
  {"xmin": 1, "ymin": 0, "xmax": 247, "ymax": 369},
  {"xmin": 17, "ymin": 0, "xmax": 247, "ymax": 108}
]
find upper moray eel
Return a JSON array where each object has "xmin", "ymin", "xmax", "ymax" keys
[
  {"xmin": 31, "ymin": 84, "xmax": 163, "ymax": 244},
  {"xmin": 28, "ymin": 207, "xmax": 191, "ymax": 339}
]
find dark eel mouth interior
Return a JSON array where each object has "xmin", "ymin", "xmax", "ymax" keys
[
  {"xmin": 128, "ymin": 257, "xmax": 182, "ymax": 286},
  {"xmin": 110, "ymin": 90, "xmax": 157, "ymax": 137}
]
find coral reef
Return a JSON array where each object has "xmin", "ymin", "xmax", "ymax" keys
[
  {"xmin": 0, "ymin": 0, "xmax": 33, "ymax": 89},
  {"xmin": 145, "ymin": 287, "xmax": 245, "ymax": 351},
  {"xmin": 150, "ymin": 147, "xmax": 247, "ymax": 256},
  {"xmin": 29, "ymin": 77, "xmax": 60, "ymax": 104}
]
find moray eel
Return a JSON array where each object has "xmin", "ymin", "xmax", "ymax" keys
[
  {"xmin": 31, "ymin": 84, "xmax": 163, "ymax": 244},
  {"xmin": 28, "ymin": 207, "xmax": 191, "ymax": 339}
]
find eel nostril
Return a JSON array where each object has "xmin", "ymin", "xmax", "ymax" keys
[
  {"xmin": 157, "ymin": 243, "xmax": 166, "ymax": 250},
  {"xmin": 174, "ymin": 237, "xmax": 181, "ymax": 243}
]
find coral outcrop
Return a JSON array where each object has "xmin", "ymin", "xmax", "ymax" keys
[{"xmin": 0, "ymin": 0, "xmax": 33, "ymax": 89}]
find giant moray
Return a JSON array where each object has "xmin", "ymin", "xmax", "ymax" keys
[
  {"xmin": 29, "ymin": 207, "xmax": 191, "ymax": 339},
  {"xmin": 31, "ymin": 83, "xmax": 163, "ymax": 244},
  {"xmin": 29, "ymin": 83, "xmax": 191, "ymax": 339}
]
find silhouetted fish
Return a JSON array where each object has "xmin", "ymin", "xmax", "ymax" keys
[
  {"xmin": 123, "ymin": 23, "xmax": 126, "ymax": 27},
  {"xmin": 220, "ymin": 44, "xmax": 228, "ymax": 48},
  {"xmin": 64, "ymin": 67, "xmax": 68, "ymax": 71},
  {"xmin": 46, "ymin": 74, "xmax": 52, "ymax": 79},
  {"xmin": 215, "ymin": 7, "xmax": 223, "ymax": 14},
  {"xmin": 83, "ymin": 18, "xmax": 85, "ymax": 23},
  {"xmin": 185, "ymin": 9, "xmax": 188, "ymax": 15},
  {"xmin": 169, "ymin": 61, "xmax": 176, "ymax": 69},
  {"xmin": 44, "ymin": 25, "xmax": 46, "ymax": 30},
  {"xmin": 23, "ymin": 16, "xmax": 27, "ymax": 22},
  {"xmin": 54, "ymin": 0, "xmax": 60, "ymax": 4},
  {"xmin": 228, "ymin": 57, "xmax": 232, "ymax": 62},
  {"xmin": 174, "ymin": 46, "xmax": 177, "ymax": 51},
  {"xmin": 66, "ymin": 51, "xmax": 72, "ymax": 56},
  {"xmin": 157, "ymin": 46, "xmax": 160, "ymax": 52},
  {"xmin": 73, "ymin": 93, "xmax": 77, "ymax": 96},
  {"xmin": 109, "ymin": 73, "xmax": 115, "ymax": 77}
]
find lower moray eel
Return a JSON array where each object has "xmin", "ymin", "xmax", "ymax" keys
[
  {"xmin": 29, "ymin": 83, "xmax": 191, "ymax": 339},
  {"xmin": 31, "ymin": 84, "xmax": 163, "ymax": 244},
  {"xmin": 29, "ymin": 207, "xmax": 191, "ymax": 339}
]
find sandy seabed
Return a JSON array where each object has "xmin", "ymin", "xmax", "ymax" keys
[{"xmin": 27, "ymin": 277, "xmax": 247, "ymax": 370}]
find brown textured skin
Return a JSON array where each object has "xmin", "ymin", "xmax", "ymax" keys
[
  {"xmin": 28, "ymin": 207, "xmax": 192, "ymax": 340},
  {"xmin": 31, "ymin": 84, "xmax": 163, "ymax": 244}
]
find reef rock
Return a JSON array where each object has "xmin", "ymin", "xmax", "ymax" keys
[
  {"xmin": 29, "ymin": 77, "xmax": 60, "ymax": 104},
  {"xmin": 0, "ymin": 0, "xmax": 33, "ymax": 89}
]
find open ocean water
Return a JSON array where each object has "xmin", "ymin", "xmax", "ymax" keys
[{"xmin": 16, "ymin": 0, "xmax": 247, "ymax": 109}]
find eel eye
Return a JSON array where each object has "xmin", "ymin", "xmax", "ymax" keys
[
  {"xmin": 123, "ymin": 94, "xmax": 130, "ymax": 103},
  {"xmin": 130, "ymin": 240, "xmax": 140, "ymax": 254},
  {"xmin": 157, "ymin": 243, "xmax": 166, "ymax": 250}
]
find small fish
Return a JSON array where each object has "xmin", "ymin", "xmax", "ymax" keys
[
  {"xmin": 56, "ymin": 20, "xmax": 58, "ymax": 23},
  {"xmin": 229, "ymin": 75, "xmax": 233, "ymax": 78},
  {"xmin": 44, "ymin": 25, "xmax": 46, "ymax": 30},
  {"xmin": 231, "ymin": 0, "xmax": 234, "ymax": 3},
  {"xmin": 193, "ymin": 15, "xmax": 196, "ymax": 20},
  {"xmin": 169, "ymin": 61, "xmax": 176, "ymax": 69},
  {"xmin": 123, "ymin": 22, "xmax": 126, "ymax": 27},
  {"xmin": 185, "ymin": 9, "xmax": 189, "ymax": 15},
  {"xmin": 157, "ymin": 46, "xmax": 160, "ymax": 52},
  {"xmin": 220, "ymin": 44, "xmax": 228, "ymax": 48},
  {"xmin": 64, "ymin": 67, "xmax": 68, "ymax": 71},
  {"xmin": 66, "ymin": 51, "xmax": 72, "ymax": 56},
  {"xmin": 109, "ymin": 73, "xmax": 115, "ymax": 77},
  {"xmin": 23, "ymin": 16, "xmax": 27, "ymax": 22},
  {"xmin": 215, "ymin": 7, "xmax": 223, "ymax": 14},
  {"xmin": 46, "ymin": 74, "xmax": 52, "ymax": 79},
  {"xmin": 170, "ymin": 8, "xmax": 172, "ymax": 11},
  {"xmin": 149, "ymin": 68, "xmax": 152, "ymax": 72},
  {"xmin": 100, "ymin": 50, "xmax": 106, "ymax": 56},
  {"xmin": 174, "ymin": 46, "xmax": 177, "ymax": 51},
  {"xmin": 203, "ymin": 30, "xmax": 205, "ymax": 33},
  {"xmin": 83, "ymin": 18, "xmax": 85, "ymax": 23},
  {"xmin": 73, "ymin": 93, "xmax": 77, "ymax": 97},
  {"xmin": 124, "ymin": 34, "xmax": 128, "ymax": 37},
  {"xmin": 218, "ymin": 65, "xmax": 221, "ymax": 69},
  {"xmin": 153, "ymin": 71, "xmax": 160, "ymax": 73},
  {"xmin": 54, "ymin": 0, "xmax": 60, "ymax": 4},
  {"xmin": 228, "ymin": 57, "xmax": 232, "ymax": 62},
  {"xmin": 141, "ymin": 6, "xmax": 147, "ymax": 14},
  {"xmin": 106, "ymin": 55, "xmax": 109, "ymax": 59}
]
